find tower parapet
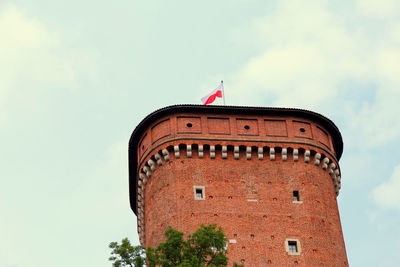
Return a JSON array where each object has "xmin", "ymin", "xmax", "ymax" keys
[{"xmin": 129, "ymin": 105, "xmax": 347, "ymax": 266}]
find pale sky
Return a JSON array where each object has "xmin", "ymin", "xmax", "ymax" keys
[{"xmin": 1, "ymin": 1, "xmax": 400, "ymax": 266}]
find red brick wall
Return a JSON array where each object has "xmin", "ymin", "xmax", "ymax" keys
[{"xmin": 135, "ymin": 112, "xmax": 347, "ymax": 266}]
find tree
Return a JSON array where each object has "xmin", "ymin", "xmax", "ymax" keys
[
  {"xmin": 109, "ymin": 224, "xmax": 243, "ymax": 267},
  {"xmin": 109, "ymin": 238, "xmax": 145, "ymax": 267}
]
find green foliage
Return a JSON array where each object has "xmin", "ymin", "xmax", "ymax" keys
[
  {"xmin": 146, "ymin": 224, "xmax": 243, "ymax": 267},
  {"xmin": 108, "ymin": 238, "xmax": 145, "ymax": 267},
  {"xmin": 109, "ymin": 224, "xmax": 243, "ymax": 267}
]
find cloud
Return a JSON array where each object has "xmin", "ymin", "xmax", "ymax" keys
[
  {"xmin": 0, "ymin": 4, "xmax": 97, "ymax": 126},
  {"xmin": 372, "ymin": 165, "xmax": 400, "ymax": 210},
  {"xmin": 0, "ymin": 4, "xmax": 76, "ymax": 86},
  {"xmin": 227, "ymin": 0, "xmax": 400, "ymax": 149},
  {"xmin": 355, "ymin": 0, "xmax": 400, "ymax": 19},
  {"xmin": 229, "ymin": 0, "xmax": 369, "ymax": 107}
]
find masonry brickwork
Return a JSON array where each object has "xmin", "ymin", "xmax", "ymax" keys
[{"xmin": 129, "ymin": 105, "xmax": 348, "ymax": 266}]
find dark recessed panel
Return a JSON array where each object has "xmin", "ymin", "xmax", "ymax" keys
[
  {"xmin": 317, "ymin": 126, "xmax": 330, "ymax": 147},
  {"xmin": 177, "ymin": 116, "xmax": 202, "ymax": 134},
  {"xmin": 236, "ymin": 119, "xmax": 259, "ymax": 136},
  {"xmin": 208, "ymin": 117, "xmax": 230, "ymax": 135},
  {"xmin": 151, "ymin": 119, "xmax": 171, "ymax": 143},
  {"xmin": 293, "ymin": 121, "xmax": 313, "ymax": 139},
  {"xmin": 139, "ymin": 132, "xmax": 151, "ymax": 157},
  {"xmin": 264, "ymin": 119, "xmax": 288, "ymax": 137}
]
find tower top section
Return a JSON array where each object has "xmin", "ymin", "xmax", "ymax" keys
[{"xmin": 128, "ymin": 105, "xmax": 343, "ymax": 213}]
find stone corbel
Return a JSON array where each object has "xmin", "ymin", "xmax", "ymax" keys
[
  {"xmin": 174, "ymin": 146, "xmax": 180, "ymax": 158},
  {"xmin": 154, "ymin": 153, "xmax": 163, "ymax": 166},
  {"xmin": 162, "ymin": 149, "xmax": 170, "ymax": 162},
  {"xmin": 258, "ymin": 147, "xmax": 263, "ymax": 160},
  {"xmin": 322, "ymin": 157, "xmax": 329, "ymax": 170},
  {"xmin": 304, "ymin": 150, "xmax": 311, "ymax": 163},
  {"xmin": 222, "ymin": 146, "xmax": 227, "ymax": 159},
  {"xmin": 198, "ymin": 145, "xmax": 204, "ymax": 158},
  {"xmin": 270, "ymin": 148, "xmax": 275, "ymax": 161},
  {"xmin": 210, "ymin": 145, "xmax": 215, "ymax": 159},
  {"xmin": 328, "ymin": 163, "xmax": 336, "ymax": 175},
  {"xmin": 234, "ymin": 146, "xmax": 239, "ymax": 160},
  {"xmin": 282, "ymin": 148, "xmax": 287, "ymax": 161},
  {"xmin": 148, "ymin": 159, "xmax": 156, "ymax": 171},
  {"xmin": 186, "ymin": 144, "xmax": 192, "ymax": 158},
  {"xmin": 314, "ymin": 153, "xmax": 321, "ymax": 166},
  {"xmin": 246, "ymin": 147, "xmax": 252, "ymax": 160},
  {"xmin": 143, "ymin": 166, "xmax": 151, "ymax": 177},
  {"xmin": 293, "ymin": 149, "xmax": 299, "ymax": 162}
]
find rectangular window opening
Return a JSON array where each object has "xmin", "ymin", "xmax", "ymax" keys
[
  {"xmin": 288, "ymin": 241, "xmax": 298, "ymax": 253},
  {"xmin": 196, "ymin": 189, "xmax": 203, "ymax": 198},
  {"xmin": 193, "ymin": 186, "xmax": 205, "ymax": 200},
  {"xmin": 293, "ymin": 191, "xmax": 299, "ymax": 202},
  {"xmin": 285, "ymin": 238, "xmax": 301, "ymax": 255}
]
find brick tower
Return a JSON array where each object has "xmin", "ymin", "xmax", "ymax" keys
[{"xmin": 128, "ymin": 105, "xmax": 348, "ymax": 266}]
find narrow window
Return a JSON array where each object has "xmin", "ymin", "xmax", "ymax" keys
[
  {"xmin": 288, "ymin": 241, "xmax": 298, "ymax": 253},
  {"xmin": 285, "ymin": 239, "xmax": 301, "ymax": 255},
  {"xmin": 293, "ymin": 191, "xmax": 299, "ymax": 202},
  {"xmin": 193, "ymin": 186, "xmax": 205, "ymax": 200}
]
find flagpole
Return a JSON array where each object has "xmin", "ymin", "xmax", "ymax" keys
[{"xmin": 221, "ymin": 80, "xmax": 225, "ymax": 105}]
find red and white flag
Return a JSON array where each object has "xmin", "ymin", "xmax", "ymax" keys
[{"xmin": 201, "ymin": 82, "xmax": 225, "ymax": 105}]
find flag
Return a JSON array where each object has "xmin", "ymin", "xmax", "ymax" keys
[{"xmin": 201, "ymin": 82, "xmax": 225, "ymax": 105}]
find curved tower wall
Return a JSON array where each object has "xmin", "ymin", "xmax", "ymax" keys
[{"xmin": 129, "ymin": 106, "xmax": 347, "ymax": 266}]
